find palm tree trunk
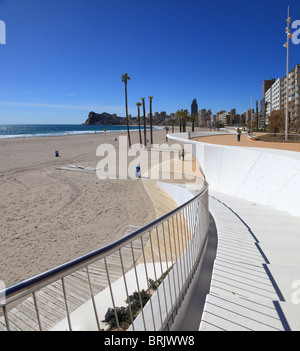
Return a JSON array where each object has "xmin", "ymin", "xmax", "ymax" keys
[
  {"xmin": 142, "ymin": 99, "xmax": 147, "ymax": 147},
  {"xmin": 138, "ymin": 106, "xmax": 142, "ymax": 145},
  {"xmin": 125, "ymin": 83, "xmax": 131, "ymax": 148},
  {"xmin": 149, "ymin": 99, "xmax": 153, "ymax": 145}
]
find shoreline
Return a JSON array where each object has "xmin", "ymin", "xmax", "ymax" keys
[{"xmin": 0, "ymin": 125, "xmax": 164, "ymax": 140}]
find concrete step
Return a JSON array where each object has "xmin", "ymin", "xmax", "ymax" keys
[
  {"xmin": 199, "ymin": 293, "xmax": 300, "ymax": 331},
  {"xmin": 200, "ymin": 192, "xmax": 300, "ymax": 331},
  {"xmin": 209, "ymin": 259, "xmax": 280, "ymax": 301}
]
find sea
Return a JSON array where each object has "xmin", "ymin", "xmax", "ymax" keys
[{"xmin": 0, "ymin": 124, "xmax": 160, "ymax": 139}]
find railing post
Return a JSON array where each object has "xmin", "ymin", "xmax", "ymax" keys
[
  {"xmin": 61, "ymin": 277, "xmax": 72, "ymax": 331},
  {"xmin": 32, "ymin": 291, "xmax": 42, "ymax": 331},
  {"xmin": 104, "ymin": 257, "xmax": 120, "ymax": 331},
  {"xmin": 86, "ymin": 266, "xmax": 101, "ymax": 331}
]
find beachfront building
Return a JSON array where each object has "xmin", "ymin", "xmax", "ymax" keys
[
  {"xmin": 217, "ymin": 111, "xmax": 230, "ymax": 125},
  {"xmin": 206, "ymin": 109, "xmax": 212, "ymax": 127},
  {"xmin": 264, "ymin": 78, "xmax": 283, "ymax": 117},
  {"xmin": 259, "ymin": 78, "xmax": 275, "ymax": 129},
  {"xmin": 281, "ymin": 64, "xmax": 300, "ymax": 127},
  {"xmin": 272, "ymin": 78, "xmax": 283, "ymax": 111},
  {"xmin": 265, "ymin": 87, "xmax": 272, "ymax": 117},
  {"xmin": 191, "ymin": 98, "xmax": 198, "ymax": 116},
  {"xmin": 262, "ymin": 78, "xmax": 276, "ymax": 98},
  {"xmin": 260, "ymin": 64, "xmax": 300, "ymax": 130},
  {"xmin": 199, "ymin": 109, "xmax": 210, "ymax": 127},
  {"xmin": 243, "ymin": 108, "xmax": 255, "ymax": 124}
]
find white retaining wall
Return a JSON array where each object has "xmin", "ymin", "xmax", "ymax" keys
[{"xmin": 168, "ymin": 133, "xmax": 300, "ymax": 217}]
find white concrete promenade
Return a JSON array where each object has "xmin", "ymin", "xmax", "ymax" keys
[
  {"xmin": 168, "ymin": 132, "xmax": 300, "ymax": 217},
  {"xmin": 167, "ymin": 132, "xmax": 300, "ymax": 331},
  {"xmin": 200, "ymin": 191, "xmax": 300, "ymax": 331}
]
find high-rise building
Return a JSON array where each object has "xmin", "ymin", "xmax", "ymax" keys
[
  {"xmin": 199, "ymin": 109, "xmax": 206, "ymax": 127},
  {"xmin": 262, "ymin": 79, "xmax": 275, "ymax": 98},
  {"xmin": 259, "ymin": 79, "xmax": 275, "ymax": 129},
  {"xmin": 191, "ymin": 99, "xmax": 198, "ymax": 116},
  {"xmin": 218, "ymin": 111, "xmax": 230, "ymax": 125},
  {"xmin": 281, "ymin": 64, "xmax": 300, "ymax": 125},
  {"xmin": 272, "ymin": 78, "xmax": 283, "ymax": 111},
  {"xmin": 160, "ymin": 111, "xmax": 167, "ymax": 121},
  {"xmin": 261, "ymin": 64, "xmax": 300, "ymax": 129}
]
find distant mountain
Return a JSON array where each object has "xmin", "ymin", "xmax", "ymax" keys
[{"xmin": 83, "ymin": 112, "xmax": 127, "ymax": 125}]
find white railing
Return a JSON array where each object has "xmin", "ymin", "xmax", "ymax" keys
[{"xmin": 0, "ymin": 179, "xmax": 209, "ymax": 331}]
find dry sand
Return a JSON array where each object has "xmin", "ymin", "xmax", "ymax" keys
[
  {"xmin": 0, "ymin": 128, "xmax": 179, "ymax": 287},
  {"xmin": 5, "ymin": 128, "xmax": 288, "ymax": 288}
]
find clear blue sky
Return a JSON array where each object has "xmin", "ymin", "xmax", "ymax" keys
[{"xmin": 0, "ymin": 0, "xmax": 299, "ymax": 124}]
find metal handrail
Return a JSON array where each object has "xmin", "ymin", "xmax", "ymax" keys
[{"xmin": 0, "ymin": 177, "xmax": 209, "ymax": 331}]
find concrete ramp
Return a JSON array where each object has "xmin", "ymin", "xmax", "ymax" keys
[
  {"xmin": 168, "ymin": 131, "xmax": 300, "ymax": 331},
  {"xmin": 199, "ymin": 192, "xmax": 300, "ymax": 331}
]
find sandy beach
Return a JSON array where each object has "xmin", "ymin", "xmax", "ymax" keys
[
  {"xmin": 4, "ymin": 127, "xmax": 297, "ymax": 288},
  {"xmin": 0, "ymin": 128, "xmax": 180, "ymax": 287}
]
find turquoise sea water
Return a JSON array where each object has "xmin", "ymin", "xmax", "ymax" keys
[{"xmin": 0, "ymin": 124, "xmax": 158, "ymax": 139}]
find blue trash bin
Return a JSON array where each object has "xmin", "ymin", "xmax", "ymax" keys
[{"xmin": 135, "ymin": 166, "xmax": 141, "ymax": 178}]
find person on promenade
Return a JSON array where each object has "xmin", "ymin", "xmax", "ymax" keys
[{"xmin": 237, "ymin": 127, "xmax": 242, "ymax": 142}]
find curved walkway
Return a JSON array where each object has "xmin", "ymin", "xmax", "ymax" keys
[
  {"xmin": 200, "ymin": 191, "xmax": 300, "ymax": 331},
  {"xmin": 167, "ymin": 132, "xmax": 300, "ymax": 331}
]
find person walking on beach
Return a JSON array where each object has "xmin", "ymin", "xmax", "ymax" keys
[{"xmin": 237, "ymin": 127, "xmax": 242, "ymax": 142}]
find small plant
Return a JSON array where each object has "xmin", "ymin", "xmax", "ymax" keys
[
  {"xmin": 103, "ymin": 289, "xmax": 150, "ymax": 330},
  {"xmin": 148, "ymin": 267, "xmax": 173, "ymax": 291},
  {"xmin": 103, "ymin": 267, "xmax": 173, "ymax": 330},
  {"xmin": 148, "ymin": 278, "xmax": 160, "ymax": 291}
]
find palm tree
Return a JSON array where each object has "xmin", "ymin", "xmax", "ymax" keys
[
  {"xmin": 190, "ymin": 113, "xmax": 197, "ymax": 132},
  {"xmin": 177, "ymin": 109, "xmax": 189, "ymax": 132},
  {"xmin": 121, "ymin": 73, "xmax": 131, "ymax": 147},
  {"xmin": 169, "ymin": 118, "xmax": 176, "ymax": 133},
  {"xmin": 164, "ymin": 126, "xmax": 170, "ymax": 142},
  {"xmin": 149, "ymin": 96, "xmax": 153, "ymax": 145},
  {"xmin": 177, "ymin": 112, "xmax": 182, "ymax": 132},
  {"xmin": 141, "ymin": 97, "xmax": 147, "ymax": 147},
  {"xmin": 136, "ymin": 102, "xmax": 142, "ymax": 145}
]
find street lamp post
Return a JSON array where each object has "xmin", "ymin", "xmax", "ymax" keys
[{"xmin": 284, "ymin": 6, "xmax": 293, "ymax": 141}]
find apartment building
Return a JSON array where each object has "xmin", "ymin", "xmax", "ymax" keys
[
  {"xmin": 265, "ymin": 88, "xmax": 272, "ymax": 116},
  {"xmin": 260, "ymin": 64, "xmax": 300, "ymax": 129},
  {"xmin": 264, "ymin": 78, "xmax": 283, "ymax": 115},
  {"xmin": 272, "ymin": 78, "xmax": 283, "ymax": 111},
  {"xmin": 281, "ymin": 64, "xmax": 300, "ymax": 124},
  {"xmin": 259, "ymin": 78, "xmax": 275, "ymax": 128},
  {"xmin": 217, "ymin": 111, "xmax": 230, "ymax": 125},
  {"xmin": 198, "ymin": 108, "xmax": 212, "ymax": 127}
]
